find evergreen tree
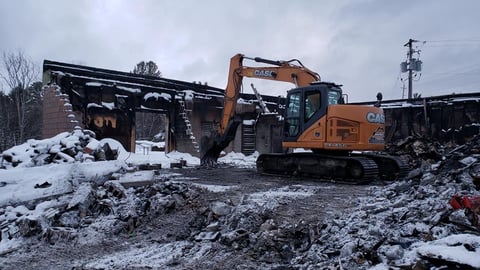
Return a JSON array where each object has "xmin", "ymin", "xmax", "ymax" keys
[
  {"xmin": 0, "ymin": 91, "xmax": 14, "ymax": 152},
  {"xmin": 24, "ymin": 81, "xmax": 44, "ymax": 140}
]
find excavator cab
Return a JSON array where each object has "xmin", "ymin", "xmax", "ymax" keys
[
  {"xmin": 283, "ymin": 82, "xmax": 341, "ymax": 143},
  {"xmin": 280, "ymin": 81, "xmax": 386, "ymax": 153}
]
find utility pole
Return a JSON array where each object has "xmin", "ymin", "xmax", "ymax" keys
[{"xmin": 403, "ymin": 39, "xmax": 418, "ymax": 100}]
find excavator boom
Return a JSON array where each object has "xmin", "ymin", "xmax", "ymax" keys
[
  {"xmin": 218, "ymin": 54, "xmax": 320, "ymax": 136},
  {"xmin": 200, "ymin": 53, "xmax": 321, "ymax": 166}
]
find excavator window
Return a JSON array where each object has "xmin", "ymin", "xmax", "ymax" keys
[
  {"xmin": 285, "ymin": 93, "xmax": 301, "ymax": 136},
  {"xmin": 328, "ymin": 89, "xmax": 342, "ymax": 105},
  {"xmin": 305, "ymin": 91, "xmax": 321, "ymax": 122}
]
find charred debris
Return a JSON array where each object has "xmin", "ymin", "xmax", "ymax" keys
[{"xmin": 0, "ymin": 126, "xmax": 480, "ymax": 268}]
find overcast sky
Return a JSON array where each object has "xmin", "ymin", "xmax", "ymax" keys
[{"xmin": 1, "ymin": 0, "xmax": 480, "ymax": 101}]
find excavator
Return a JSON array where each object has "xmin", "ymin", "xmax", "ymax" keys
[{"xmin": 200, "ymin": 53, "xmax": 408, "ymax": 182}]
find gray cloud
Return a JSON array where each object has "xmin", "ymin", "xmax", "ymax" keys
[{"xmin": 1, "ymin": 0, "xmax": 479, "ymax": 101}]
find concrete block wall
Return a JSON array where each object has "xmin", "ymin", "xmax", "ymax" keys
[{"xmin": 42, "ymin": 85, "xmax": 83, "ymax": 139}]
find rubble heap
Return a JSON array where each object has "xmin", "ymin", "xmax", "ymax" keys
[
  {"xmin": 0, "ymin": 132, "xmax": 479, "ymax": 269},
  {"xmin": 180, "ymin": 134, "xmax": 480, "ymax": 269},
  {"xmin": 0, "ymin": 179, "xmax": 203, "ymax": 248},
  {"xmin": 0, "ymin": 129, "xmax": 119, "ymax": 169}
]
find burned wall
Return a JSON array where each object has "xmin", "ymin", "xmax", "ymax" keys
[
  {"xmin": 42, "ymin": 85, "xmax": 83, "ymax": 139},
  {"xmin": 85, "ymin": 107, "xmax": 135, "ymax": 152},
  {"xmin": 42, "ymin": 60, "xmax": 225, "ymax": 154},
  {"xmin": 383, "ymin": 98, "xmax": 480, "ymax": 144}
]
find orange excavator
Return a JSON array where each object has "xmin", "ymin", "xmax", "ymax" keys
[{"xmin": 201, "ymin": 53, "xmax": 408, "ymax": 182}]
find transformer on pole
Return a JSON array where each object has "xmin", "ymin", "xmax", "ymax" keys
[{"xmin": 401, "ymin": 39, "xmax": 422, "ymax": 100}]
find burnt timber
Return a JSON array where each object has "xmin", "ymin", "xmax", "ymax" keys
[{"xmin": 42, "ymin": 59, "xmax": 480, "ymax": 156}]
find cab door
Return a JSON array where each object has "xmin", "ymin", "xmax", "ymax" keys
[{"xmin": 283, "ymin": 85, "xmax": 328, "ymax": 148}]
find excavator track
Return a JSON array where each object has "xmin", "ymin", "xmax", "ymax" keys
[
  {"xmin": 357, "ymin": 153, "xmax": 410, "ymax": 180},
  {"xmin": 256, "ymin": 153, "xmax": 379, "ymax": 184}
]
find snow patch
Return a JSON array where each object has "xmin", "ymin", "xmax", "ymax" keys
[
  {"xmin": 414, "ymin": 234, "xmax": 480, "ymax": 268},
  {"xmin": 246, "ymin": 185, "xmax": 316, "ymax": 209}
]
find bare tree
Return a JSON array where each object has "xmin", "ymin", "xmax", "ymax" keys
[{"xmin": 0, "ymin": 50, "xmax": 40, "ymax": 144}]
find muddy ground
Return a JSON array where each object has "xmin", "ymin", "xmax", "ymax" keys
[{"xmin": 0, "ymin": 166, "xmax": 380, "ymax": 269}]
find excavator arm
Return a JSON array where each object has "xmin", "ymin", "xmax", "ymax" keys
[{"xmin": 200, "ymin": 53, "xmax": 320, "ymax": 166}]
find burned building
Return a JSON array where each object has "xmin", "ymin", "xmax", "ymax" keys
[
  {"xmin": 42, "ymin": 60, "xmax": 284, "ymax": 156},
  {"xmin": 42, "ymin": 60, "xmax": 480, "ymax": 157},
  {"xmin": 354, "ymin": 94, "xmax": 480, "ymax": 145}
]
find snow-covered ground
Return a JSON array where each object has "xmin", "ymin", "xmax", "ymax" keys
[
  {"xmin": 0, "ymin": 130, "xmax": 255, "ymax": 207},
  {"xmin": 1, "ymin": 129, "xmax": 480, "ymax": 269}
]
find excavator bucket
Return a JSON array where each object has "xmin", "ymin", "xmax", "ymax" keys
[
  {"xmin": 200, "ymin": 136, "xmax": 227, "ymax": 167},
  {"xmin": 200, "ymin": 120, "xmax": 241, "ymax": 167}
]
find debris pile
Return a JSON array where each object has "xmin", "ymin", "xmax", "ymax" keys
[
  {"xmin": 288, "ymin": 172, "xmax": 479, "ymax": 268},
  {"xmin": 188, "ymin": 185, "xmax": 319, "ymax": 267},
  {"xmin": 0, "ymin": 129, "xmax": 119, "ymax": 169},
  {"xmin": 181, "ymin": 144, "xmax": 480, "ymax": 269},
  {"xmin": 287, "ymin": 133, "xmax": 480, "ymax": 269},
  {"xmin": 0, "ymin": 179, "xmax": 202, "ymax": 248},
  {"xmin": 1, "ymin": 132, "xmax": 480, "ymax": 269},
  {"xmin": 389, "ymin": 133, "xmax": 480, "ymax": 180},
  {"xmin": 173, "ymin": 133, "xmax": 480, "ymax": 268}
]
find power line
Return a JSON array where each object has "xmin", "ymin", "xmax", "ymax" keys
[
  {"xmin": 424, "ymin": 67, "xmax": 480, "ymax": 78},
  {"xmin": 391, "ymin": 70, "xmax": 401, "ymax": 92},
  {"xmin": 413, "ymin": 39, "xmax": 480, "ymax": 90},
  {"xmin": 419, "ymin": 72, "xmax": 480, "ymax": 85},
  {"xmin": 423, "ymin": 39, "xmax": 480, "ymax": 47},
  {"xmin": 425, "ymin": 44, "xmax": 480, "ymax": 48},
  {"xmin": 418, "ymin": 62, "xmax": 480, "ymax": 83},
  {"xmin": 424, "ymin": 39, "xmax": 480, "ymax": 43},
  {"xmin": 390, "ymin": 70, "xmax": 403, "ymax": 99}
]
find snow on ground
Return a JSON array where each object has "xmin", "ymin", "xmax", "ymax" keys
[
  {"xmin": 0, "ymin": 129, "xmax": 260, "ymax": 207},
  {"xmin": 306, "ymin": 168, "xmax": 480, "ymax": 269},
  {"xmin": 414, "ymin": 234, "xmax": 480, "ymax": 268},
  {"xmin": 246, "ymin": 185, "xmax": 318, "ymax": 209},
  {"xmin": 0, "ymin": 161, "xmax": 125, "ymax": 207},
  {"xmin": 190, "ymin": 183, "xmax": 238, "ymax": 193},
  {"xmin": 218, "ymin": 151, "xmax": 259, "ymax": 168},
  {"xmin": 126, "ymin": 148, "xmax": 200, "ymax": 168},
  {"xmin": 77, "ymin": 241, "xmax": 212, "ymax": 269},
  {"xmin": 2, "ymin": 130, "xmax": 480, "ymax": 268}
]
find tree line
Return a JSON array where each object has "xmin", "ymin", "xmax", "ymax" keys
[
  {"xmin": 0, "ymin": 51, "xmax": 43, "ymax": 152},
  {"xmin": 0, "ymin": 51, "xmax": 164, "ymax": 153}
]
